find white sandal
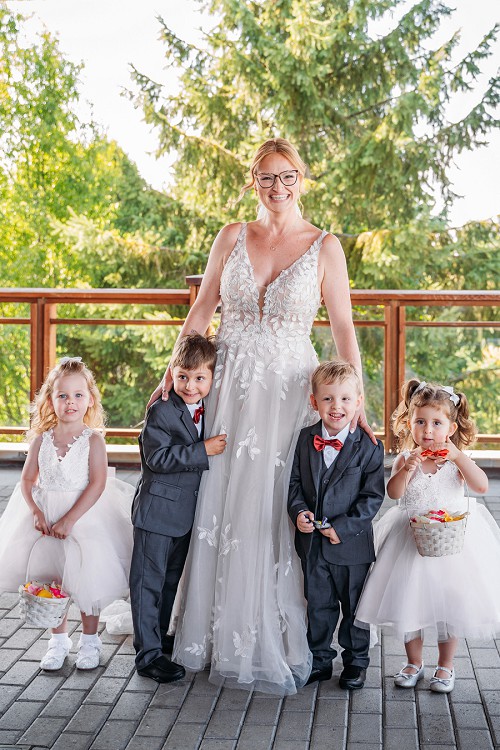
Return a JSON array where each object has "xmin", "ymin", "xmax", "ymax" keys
[
  {"xmin": 394, "ymin": 662, "xmax": 424, "ymax": 688},
  {"xmin": 430, "ymin": 665, "xmax": 455, "ymax": 693},
  {"xmin": 40, "ymin": 636, "xmax": 72, "ymax": 671}
]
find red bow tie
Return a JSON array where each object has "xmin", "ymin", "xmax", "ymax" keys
[
  {"xmin": 421, "ymin": 448, "xmax": 448, "ymax": 458},
  {"xmin": 313, "ymin": 435, "xmax": 343, "ymax": 452},
  {"xmin": 193, "ymin": 406, "xmax": 204, "ymax": 424}
]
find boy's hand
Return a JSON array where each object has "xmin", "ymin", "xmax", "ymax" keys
[
  {"xmin": 205, "ymin": 434, "xmax": 227, "ymax": 456},
  {"xmin": 51, "ymin": 516, "xmax": 74, "ymax": 540},
  {"xmin": 320, "ymin": 526, "xmax": 341, "ymax": 544},
  {"xmin": 297, "ymin": 511, "xmax": 315, "ymax": 533},
  {"xmin": 33, "ymin": 508, "xmax": 50, "ymax": 536}
]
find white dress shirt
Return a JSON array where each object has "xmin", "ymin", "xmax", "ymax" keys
[
  {"xmin": 321, "ymin": 423, "xmax": 350, "ymax": 468},
  {"xmin": 186, "ymin": 401, "xmax": 203, "ymax": 437}
]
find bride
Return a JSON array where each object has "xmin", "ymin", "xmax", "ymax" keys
[{"xmin": 148, "ymin": 137, "xmax": 372, "ymax": 694}]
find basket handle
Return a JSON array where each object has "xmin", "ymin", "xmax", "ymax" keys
[
  {"xmin": 402, "ymin": 457, "xmax": 470, "ymax": 526},
  {"xmin": 25, "ymin": 534, "xmax": 82, "ymax": 589}
]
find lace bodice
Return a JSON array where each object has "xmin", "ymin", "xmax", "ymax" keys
[
  {"xmin": 36, "ymin": 428, "xmax": 92, "ymax": 492},
  {"xmin": 399, "ymin": 457, "xmax": 466, "ymax": 514},
  {"xmin": 218, "ymin": 223, "xmax": 325, "ymax": 353}
]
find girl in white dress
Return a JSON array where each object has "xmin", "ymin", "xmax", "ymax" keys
[
  {"xmin": 355, "ymin": 379, "xmax": 500, "ymax": 693},
  {"xmin": 148, "ymin": 138, "xmax": 374, "ymax": 694},
  {"xmin": 0, "ymin": 358, "xmax": 134, "ymax": 671}
]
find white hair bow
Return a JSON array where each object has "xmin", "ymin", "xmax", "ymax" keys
[
  {"xmin": 413, "ymin": 380, "xmax": 459, "ymax": 405},
  {"xmin": 59, "ymin": 356, "xmax": 83, "ymax": 365}
]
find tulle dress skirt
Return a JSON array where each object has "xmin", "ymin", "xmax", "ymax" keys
[
  {"xmin": 355, "ymin": 498, "xmax": 500, "ymax": 641},
  {"xmin": 0, "ymin": 464, "xmax": 134, "ymax": 617}
]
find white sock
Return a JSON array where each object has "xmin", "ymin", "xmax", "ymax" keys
[
  {"xmin": 50, "ymin": 632, "xmax": 71, "ymax": 642},
  {"xmin": 80, "ymin": 632, "xmax": 100, "ymax": 644}
]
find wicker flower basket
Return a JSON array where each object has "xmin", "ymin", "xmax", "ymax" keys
[
  {"xmin": 18, "ymin": 536, "xmax": 79, "ymax": 628},
  {"xmin": 406, "ymin": 466, "xmax": 469, "ymax": 558},
  {"xmin": 19, "ymin": 586, "xmax": 71, "ymax": 629}
]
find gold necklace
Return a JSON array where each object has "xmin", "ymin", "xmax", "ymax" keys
[{"xmin": 267, "ymin": 218, "xmax": 299, "ymax": 252}]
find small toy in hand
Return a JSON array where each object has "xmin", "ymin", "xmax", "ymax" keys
[
  {"xmin": 421, "ymin": 449, "xmax": 449, "ymax": 458},
  {"xmin": 310, "ymin": 516, "xmax": 332, "ymax": 530}
]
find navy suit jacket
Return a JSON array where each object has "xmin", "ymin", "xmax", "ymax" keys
[
  {"xmin": 288, "ymin": 422, "xmax": 385, "ymax": 565},
  {"xmin": 131, "ymin": 391, "xmax": 209, "ymax": 537}
]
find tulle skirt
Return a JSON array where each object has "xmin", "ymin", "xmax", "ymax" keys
[
  {"xmin": 355, "ymin": 499, "xmax": 500, "ymax": 641},
  {"xmin": 0, "ymin": 479, "xmax": 134, "ymax": 616}
]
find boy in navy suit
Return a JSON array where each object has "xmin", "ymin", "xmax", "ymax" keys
[
  {"xmin": 288, "ymin": 360, "xmax": 384, "ymax": 690},
  {"xmin": 130, "ymin": 334, "xmax": 226, "ymax": 683}
]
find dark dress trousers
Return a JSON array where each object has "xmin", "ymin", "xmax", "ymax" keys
[
  {"xmin": 288, "ymin": 423, "xmax": 385, "ymax": 670},
  {"xmin": 130, "ymin": 392, "xmax": 209, "ymax": 669}
]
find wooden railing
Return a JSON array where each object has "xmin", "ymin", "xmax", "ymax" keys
[{"xmin": 1, "ymin": 285, "xmax": 498, "ymax": 451}]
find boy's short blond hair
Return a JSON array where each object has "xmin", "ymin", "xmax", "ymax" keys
[
  {"xmin": 311, "ymin": 359, "xmax": 362, "ymax": 395},
  {"xmin": 171, "ymin": 333, "xmax": 217, "ymax": 373}
]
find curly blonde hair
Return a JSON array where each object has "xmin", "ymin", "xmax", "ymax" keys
[
  {"xmin": 236, "ymin": 137, "xmax": 307, "ymax": 204},
  {"xmin": 392, "ymin": 378, "xmax": 476, "ymax": 452},
  {"xmin": 27, "ymin": 358, "xmax": 105, "ymax": 441}
]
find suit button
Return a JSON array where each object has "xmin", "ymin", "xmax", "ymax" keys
[
  {"xmin": 323, "ymin": 479, "xmax": 328, "ymax": 485},
  {"xmin": 194, "ymin": 491, "xmax": 198, "ymax": 496}
]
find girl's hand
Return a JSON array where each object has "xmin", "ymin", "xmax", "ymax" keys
[
  {"xmin": 403, "ymin": 449, "xmax": 422, "ymax": 475},
  {"xmin": 146, "ymin": 367, "xmax": 173, "ymax": 410},
  {"xmin": 297, "ymin": 511, "xmax": 315, "ymax": 533},
  {"xmin": 51, "ymin": 516, "xmax": 74, "ymax": 540},
  {"xmin": 33, "ymin": 509, "xmax": 50, "ymax": 536},
  {"xmin": 350, "ymin": 401, "xmax": 377, "ymax": 445},
  {"xmin": 320, "ymin": 526, "xmax": 341, "ymax": 544},
  {"xmin": 441, "ymin": 436, "xmax": 460, "ymax": 462}
]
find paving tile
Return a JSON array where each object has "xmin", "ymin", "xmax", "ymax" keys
[
  {"xmin": 135, "ymin": 707, "xmax": 178, "ymax": 737},
  {"xmin": 350, "ymin": 687, "xmax": 382, "ymax": 713},
  {"xmin": 198, "ymin": 741, "xmax": 237, "ymax": 750},
  {"xmin": 451, "ymin": 702, "xmax": 489, "ymax": 729},
  {"xmin": 235, "ymin": 723, "xmax": 275, "ymax": 750},
  {"xmin": 66, "ymin": 704, "xmax": 112, "ymax": 733},
  {"xmin": 204, "ymin": 709, "xmax": 245, "ymax": 740},
  {"xmin": 102, "ymin": 655, "xmax": 135, "ymax": 679},
  {"xmin": 309, "ymin": 724, "xmax": 347, "ymax": 749},
  {"xmin": 51, "ymin": 733, "xmax": 94, "ymax": 750},
  {"xmin": 19, "ymin": 716, "xmax": 68, "ymax": 746},
  {"xmin": 125, "ymin": 736, "xmax": 165, "ymax": 750},
  {"xmin": 347, "ymin": 712, "xmax": 382, "ymax": 744},
  {"xmin": 313, "ymin": 698, "xmax": 348, "ymax": 726},
  {"xmin": 475, "ymin": 668, "xmax": 500, "ymax": 691},
  {"xmin": 175, "ymin": 694, "xmax": 217, "ymax": 723},
  {"xmin": 455, "ymin": 729, "xmax": 494, "ymax": 749},
  {"xmin": 244, "ymin": 695, "xmax": 282, "ymax": 725},
  {"xmin": 17, "ymin": 672, "xmax": 65, "ymax": 701},
  {"xmin": 385, "ymin": 699, "xmax": 417, "ymax": 728},
  {"xmin": 274, "ymin": 711, "xmax": 313, "ymax": 742},
  {"xmin": 0, "ymin": 683, "xmax": 23, "ymax": 713},
  {"xmin": 383, "ymin": 727, "xmax": 419, "ymax": 750},
  {"xmin": 85, "ymin": 676, "xmax": 127, "ymax": 704},
  {"xmin": 149, "ymin": 681, "xmax": 191, "ymax": 709},
  {"xmin": 41, "ymin": 688, "xmax": 87, "ymax": 718},
  {"xmin": 88, "ymin": 720, "xmax": 136, "ymax": 750},
  {"xmin": 418, "ymin": 713, "xmax": 455, "ymax": 745},
  {"xmin": 108, "ymin": 690, "xmax": 151, "ymax": 720},
  {"xmin": 0, "ymin": 699, "xmax": 45, "ymax": 729},
  {"xmin": 0, "ymin": 649, "xmax": 24, "ymax": 673},
  {"xmin": 161, "ymin": 722, "xmax": 205, "ymax": 750}
]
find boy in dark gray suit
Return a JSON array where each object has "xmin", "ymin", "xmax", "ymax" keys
[
  {"xmin": 130, "ymin": 334, "xmax": 226, "ymax": 683},
  {"xmin": 288, "ymin": 360, "xmax": 384, "ymax": 690}
]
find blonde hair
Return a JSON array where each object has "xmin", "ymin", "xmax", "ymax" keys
[
  {"xmin": 392, "ymin": 378, "xmax": 476, "ymax": 451},
  {"xmin": 311, "ymin": 359, "xmax": 362, "ymax": 396},
  {"xmin": 237, "ymin": 138, "xmax": 307, "ymax": 204},
  {"xmin": 27, "ymin": 358, "xmax": 105, "ymax": 441}
]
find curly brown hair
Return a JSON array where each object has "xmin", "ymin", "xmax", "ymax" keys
[
  {"xmin": 27, "ymin": 358, "xmax": 105, "ymax": 441},
  {"xmin": 392, "ymin": 379, "xmax": 476, "ymax": 452}
]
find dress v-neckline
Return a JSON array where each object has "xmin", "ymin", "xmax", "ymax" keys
[
  {"xmin": 240, "ymin": 223, "xmax": 324, "ymax": 318},
  {"xmin": 49, "ymin": 427, "xmax": 89, "ymax": 462}
]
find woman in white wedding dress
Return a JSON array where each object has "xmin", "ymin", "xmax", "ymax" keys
[{"xmin": 149, "ymin": 138, "xmax": 372, "ymax": 694}]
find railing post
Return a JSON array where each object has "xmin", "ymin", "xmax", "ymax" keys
[
  {"xmin": 384, "ymin": 301, "xmax": 405, "ymax": 452},
  {"xmin": 186, "ymin": 275, "xmax": 203, "ymax": 306},
  {"xmin": 30, "ymin": 298, "xmax": 56, "ymax": 399},
  {"xmin": 43, "ymin": 301, "xmax": 57, "ymax": 376}
]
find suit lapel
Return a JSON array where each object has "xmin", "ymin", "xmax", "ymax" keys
[
  {"xmin": 327, "ymin": 427, "xmax": 361, "ymax": 484},
  {"xmin": 171, "ymin": 392, "xmax": 199, "ymax": 442},
  {"xmin": 307, "ymin": 421, "xmax": 324, "ymax": 497}
]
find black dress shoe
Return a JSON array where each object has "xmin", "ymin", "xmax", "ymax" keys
[
  {"xmin": 305, "ymin": 665, "xmax": 333, "ymax": 686},
  {"xmin": 161, "ymin": 634, "xmax": 175, "ymax": 654},
  {"xmin": 339, "ymin": 665, "xmax": 366, "ymax": 690},
  {"xmin": 137, "ymin": 655, "xmax": 185, "ymax": 683}
]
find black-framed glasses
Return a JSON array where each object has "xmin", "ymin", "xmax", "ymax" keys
[{"xmin": 255, "ymin": 170, "xmax": 299, "ymax": 188}]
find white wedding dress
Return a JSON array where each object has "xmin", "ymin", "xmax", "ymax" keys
[
  {"xmin": 0, "ymin": 428, "xmax": 134, "ymax": 615},
  {"xmin": 173, "ymin": 222, "xmax": 328, "ymax": 693}
]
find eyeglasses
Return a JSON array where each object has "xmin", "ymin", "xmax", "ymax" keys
[{"xmin": 254, "ymin": 170, "xmax": 299, "ymax": 188}]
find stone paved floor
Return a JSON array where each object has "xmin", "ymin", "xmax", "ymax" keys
[{"xmin": 0, "ymin": 465, "xmax": 499, "ymax": 750}]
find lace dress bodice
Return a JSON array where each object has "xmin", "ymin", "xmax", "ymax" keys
[
  {"xmin": 36, "ymin": 428, "xmax": 92, "ymax": 493},
  {"xmin": 399, "ymin": 457, "xmax": 466, "ymax": 514},
  {"xmin": 218, "ymin": 223, "xmax": 325, "ymax": 353}
]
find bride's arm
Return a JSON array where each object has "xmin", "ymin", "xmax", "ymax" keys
[
  {"xmin": 147, "ymin": 223, "xmax": 242, "ymax": 408},
  {"xmin": 319, "ymin": 234, "xmax": 376, "ymax": 443}
]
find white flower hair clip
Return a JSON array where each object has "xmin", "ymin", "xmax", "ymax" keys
[
  {"xmin": 413, "ymin": 380, "xmax": 459, "ymax": 405},
  {"xmin": 59, "ymin": 356, "xmax": 83, "ymax": 365}
]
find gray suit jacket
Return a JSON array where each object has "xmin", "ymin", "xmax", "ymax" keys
[
  {"xmin": 131, "ymin": 392, "xmax": 209, "ymax": 537},
  {"xmin": 288, "ymin": 422, "xmax": 385, "ymax": 565}
]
